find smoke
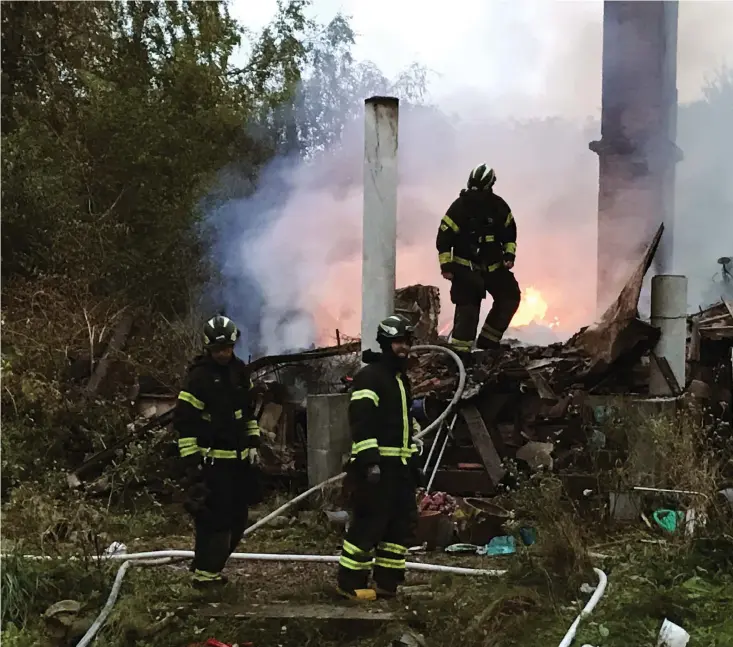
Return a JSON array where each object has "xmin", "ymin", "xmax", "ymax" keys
[{"xmin": 212, "ymin": 1, "xmax": 732, "ymax": 356}]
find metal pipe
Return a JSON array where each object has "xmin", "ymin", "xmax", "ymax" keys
[
  {"xmin": 649, "ymin": 274, "xmax": 688, "ymax": 395},
  {"xmin": 426, "ymin": 413, "xmax": 458, "ymax": 493},
  {"xmin": 361, "ymin": 96, "xmax": 399, "ymax": 356},
  {"xmin": 422, "ymin": 418, "xmax": 444, "ymax": 474}
]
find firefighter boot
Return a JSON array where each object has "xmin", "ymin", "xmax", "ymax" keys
[
  {"xmin": 192, "ymin": 530, "xmax": 232, "ymax": 590},
  {"xmin": 336, "ymin": 586, "xmax": 378, "ymax": 601}
]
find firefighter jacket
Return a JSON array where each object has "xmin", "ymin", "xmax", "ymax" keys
[
  {"xmin": 436, "ymin": 189, "xmax": 517, "ymax": 273},
  {"xmin": 348, "ymin": 351, "xmax": 421, "ymax": 469},
  {"xmin": 173, "ymin": 354, "xmax": 260, "ymax": 461}
]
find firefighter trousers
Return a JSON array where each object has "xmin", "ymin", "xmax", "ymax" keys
[
  {"xmin": 449, "ymin": 266, "xmax": 521, "ymax": 351},
  {"xmin": 187, "ymin": 459, "xmax": 256, "ymax": 584},
  {"xmin": 337, "ymin": 467, "xmax": 418, "ymax": 594}
]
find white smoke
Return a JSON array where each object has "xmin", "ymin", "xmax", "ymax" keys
[{"xmin": 214, "ymin": 0, "xmax": 733, "ymax": 356}]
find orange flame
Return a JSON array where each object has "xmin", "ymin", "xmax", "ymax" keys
[{"xmin": 511, "ymin": 286, "xmax": 549, "ymax": 327}]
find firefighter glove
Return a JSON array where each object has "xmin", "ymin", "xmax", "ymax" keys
[
  {"xmin": 248, "ymin": 447, "xmax": 260, "ymax": 465},
  {"xmin": 366, "ymin": 464, "xmax": 381, "ymax": 485}
]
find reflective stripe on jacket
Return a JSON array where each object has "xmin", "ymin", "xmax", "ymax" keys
[
  {"xmin": 436, "ymin": 189, "xmax": 517, "ymax": 272},
  {"xmin": 173, "ymin": 353, "xmax": 260, "ymax": 460},
  {"xmin": 348, "ymin": 353, "xmax": 418, "ymax": 468}
]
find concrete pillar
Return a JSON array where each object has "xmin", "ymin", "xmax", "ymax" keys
[
  {"xmin": 590, "ymin": 1, "xmax": 682, "ymax": 314},
  {"xmin": 361, "ymin": 96, "xmax": 399, "ymax": 355},
  {"xmin": 306, "ymin": 394, "xmax": 351, "ymax": 487},
  {"xmin": 649, "ymin": 274, "xmax": 688, "ymax": 395}
]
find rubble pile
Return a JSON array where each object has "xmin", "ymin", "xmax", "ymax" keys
[{"xmin": 71, "ymin": 228, "xmax": 732, "ymax": 500}]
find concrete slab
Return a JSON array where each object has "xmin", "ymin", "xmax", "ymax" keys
[{"xmin": 198, "ymin": 602, "xmax": 397, "ymax": 623}]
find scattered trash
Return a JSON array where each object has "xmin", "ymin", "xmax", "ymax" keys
[
  {"xmin": 587, "ymin": 429, "xmax": 606, "ymax": 451},
  {"xmin": 408, "ymin": 543, "xmax": 427, "ymax": 553},
  {"xmin": 657, "ymin": 618, "xmax": 690, "ymax": 647},
  {"xmin": 324, "ymin": 509, "xmax": 349, "ymax": 529},
  {"xmin": 482, "ymin": 535, "xmax": 516, "ymax": 556},
  {"xmin": 104, "ymin": 541, "xmax": 127, "ymax": 557},
  {"xmin": 652, "ymin": 509, "xmax": 685, "ymax": 533},
  {"xmin": 392, "ymin": 629, "xmax": 427, "ymax": 647},
  {"xmin": 516, "ymin": 441, "xmax": 554, "ymax": 471},
  {"xmin": 43, "ymin": 599, "xmax": 83, "ymax": 638},
  {"xmin": 444, "ymin": 543, "xmax": 481, "ymax": 554},
  {"xmin": 519, "ymin": 526, "xmax": 537, "ymax": 546},
  {"xmin": 418, "ymin": 490, "xmax": 459, "ymax": 515}
]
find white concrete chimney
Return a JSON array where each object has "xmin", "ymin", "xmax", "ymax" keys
[{"xmin": 361, "ymin": 96, "xmax": 399, "ymax": 355}]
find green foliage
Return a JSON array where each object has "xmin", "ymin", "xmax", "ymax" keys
[{"xmin": 1, "ymin": 0, "xmax": 310, "ymax": 314}]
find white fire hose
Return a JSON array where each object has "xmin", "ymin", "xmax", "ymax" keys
[
  {"xmin": 67, "ymin": 344, "xmax": 468, "ymax": 644},
  {"xmin": 244, "ymin": 344, "xmax": 466, "ymax": 537},
  {"xmin": 8, "ymin": 345, "xmax": 609, "ymax": 646}
]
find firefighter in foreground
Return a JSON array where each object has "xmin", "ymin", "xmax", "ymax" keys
[
  {"xmin": 436, "ymin": 163, "xmax": 521, "ymax": 355},
  {"xmin": 173, "ymin": 315, "xmax": 262, "ymax": 589},
  {"xmin": 336, "ymin": 314, "xmax": 423, "ymax": 601}
]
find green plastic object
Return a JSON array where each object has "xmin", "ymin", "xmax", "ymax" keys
[{"xmin": 653, "ymin": 509, "xmax": 685, "ymax": 533}]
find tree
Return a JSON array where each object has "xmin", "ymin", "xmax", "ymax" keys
[{"xmin": 1, "ymin": 0, "xmax": 312, "ymax": 315}]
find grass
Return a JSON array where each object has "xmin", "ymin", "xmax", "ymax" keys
[
  {"xmin": 2, "ymin": 495, "xmax": 732, "ymax": 647},
  {"xmin": 2, "ymin": 404, "xmax": 732, "ymax": 646}
]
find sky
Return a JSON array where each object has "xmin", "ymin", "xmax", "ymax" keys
[
  {"xmin": 220, "ymin": 0, "xmax": 733, "ymax": 353},
  {"xmin": 231, "ymin": 0, "xmax": 733, "ymax": 119}
]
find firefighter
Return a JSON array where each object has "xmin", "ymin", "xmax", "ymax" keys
[
  {"xmin": 173, "ymin": 315, "xmax": 262, "ymax": 589},
  {"xmin": 436, "ymin": 163, "xmax": 521, "ymax": 354},
  {"xmin": 336, "ymin": 314, "xmax": 423, "ymax": 601}
]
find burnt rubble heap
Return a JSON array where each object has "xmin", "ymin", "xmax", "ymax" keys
[{"xmin": 73, "ymin": 230, "xmax": 731, "ymax": 500}]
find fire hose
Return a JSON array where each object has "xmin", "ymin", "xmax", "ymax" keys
[
  {"xmin": 7, "ymin": 344, "xmax": 609, "ymax": 645},
  {"xmin": 66, "ymin": 344, "xmax": 468, "ymax": 645},
  {"xmin": 243, "ymin": 343, "xmax": 467, "ymax": 537}
]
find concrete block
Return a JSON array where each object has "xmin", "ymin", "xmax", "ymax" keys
[
  {"xmin": 306, "ymin": 394, "xmax": 351, "ymax": 486},
  {"xmin": 609, "ymin": 491, "xmax": 643, "ymax": 522}
]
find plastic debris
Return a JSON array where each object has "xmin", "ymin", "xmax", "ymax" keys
[
  {"xmin": 519, "ymin": 526, "xmax": 537, "ymax": 546},
  {"xmin": 652, "ymin": 509, "xmax": 685, "ymax": 533},
  {"xmin": 482, "ymin": 535, "xmax": 516, "ymax": 555},
  {"xmin": 657, "ymin": 618, "xmax": 690, "ymax": 647},
  {"xmin": 104, "ymin": 541, "xmax": 127, "ymax": 557},
  {"xmin": 444, "ymin": 543, "xmax": 481, "ymax": 554}
]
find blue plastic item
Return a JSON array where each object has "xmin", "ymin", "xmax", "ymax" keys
[
  {"xmin": 519, "ymin": 527, "xmax": 537, "ymax": 546},
  {"xmin": 484, "ymin": 536, "xmax": 516, "ymax": 555}
]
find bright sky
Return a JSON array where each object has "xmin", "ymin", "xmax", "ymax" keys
[{"xmin": 230, "ymin": 0, "xmax": 733, "ymax": 119}]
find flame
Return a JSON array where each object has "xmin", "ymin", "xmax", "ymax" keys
[{"xmin": 511, "ymin": 286, "xmax": 548, "ymax": 327}]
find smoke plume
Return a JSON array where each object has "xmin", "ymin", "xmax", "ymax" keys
[{"xmin": 212, "ymin": 1, "xmax": 733, "ymax": 357}]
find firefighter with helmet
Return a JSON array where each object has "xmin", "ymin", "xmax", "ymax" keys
[
  {"xmin": 173, "ymin": 315, "xmax": 262, "ymax": 589},
  {"xmin": 436, "ymin": 164, "xmax": 521, "ymax": 355},
  {"xmin": 336, "ymin": 314, "xmax": 423, "ymax": 600}
]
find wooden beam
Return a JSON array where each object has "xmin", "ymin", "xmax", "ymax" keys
[
  {"xmin": 460, "ymin": 404, "xmax": 506, "ymax": 487},
  {"xmin": 86, "ymin": 313, "xmax": 135, "ymax": 396}
]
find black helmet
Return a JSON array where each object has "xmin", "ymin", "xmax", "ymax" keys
[
  {"xmin": 203, "ymin": 315, "xmax": 240, "ymax": 347},
  {"xmin": 376, "ymin": 314, "xmax": 415, "ymax": 346},
  {"xmin": 467, "ymin": 163, "xmax": 496, "ymax": 191}
]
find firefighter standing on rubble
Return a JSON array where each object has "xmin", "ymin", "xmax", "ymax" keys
[
  {"xmin": 173, "ymin": 315, "xmax": 263, "ymax": 589},
  {"xmin": 336, "ymin": 314, "xmax": 423, "ymax": 601},
  {"xmin": 436, "ymin": 163, "xmax": 521, "ymax": 355}
]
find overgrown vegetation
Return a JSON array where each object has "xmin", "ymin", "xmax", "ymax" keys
[
  {"xmin": 2, "ymin": 405, "xmax": 731, "ymax": 646},
  {"xmin": 2, "ymin": 1, "xmax": 732, "ymax": 645}
]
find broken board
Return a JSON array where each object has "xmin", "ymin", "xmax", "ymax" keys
[
  {"xmin": 460, "ymin": 404, "xmax": 506, "ymax": 487},
  {"xmin": 197, "ymin": 602, "xmax": 397, "ymax": 623}
]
